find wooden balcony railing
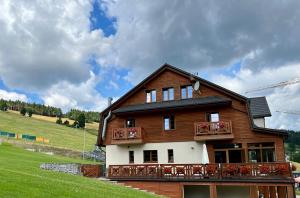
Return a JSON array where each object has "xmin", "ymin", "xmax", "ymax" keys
[
  {"xmin": 108, "ymin": 163, "xmax": 293, "ymax": 181},
  {"xmin": 111, "ymin": 127, "xmax": 143, "ymax": 144},
  {"xmin": 194, "ymin": 121, "xmax": 234, "ymax": 141}
]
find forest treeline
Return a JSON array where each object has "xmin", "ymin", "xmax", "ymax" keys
[{"xmin": 0, "ymin": 99, "xmax": 100, "ymax": 122}]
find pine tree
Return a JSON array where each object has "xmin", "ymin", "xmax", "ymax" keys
[
  {"xmin": 20, "ymin": 107, "xmax": 26, "ymax": 116},
  {"xmin": 77, "ymin": 113, "xmax": 85, "ymax": 128}
]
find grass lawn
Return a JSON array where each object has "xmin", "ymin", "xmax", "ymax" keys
[
  {"xmin": 0, "ymin": 111, "xmax": 96, "ymax": 151},
  {"xmin": 0, "ymin": 143, "xmax": 156, "ymax": 198}
]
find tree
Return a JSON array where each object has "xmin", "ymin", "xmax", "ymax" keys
[
  {"xmin": 28, "ymin": 109, "xmax": 33, "ymax": 117},
  {"xmin": 20, "ymin": 107, "xmax": 26, "ymax": 116},
  {"xmin": 56, "ymin": 117, "xmax": 62, "ymax": 124},
  {"xmin": 0, "ymin": 100, "xmax": 8, "ymax": 111},
  {"xmin": 77, "ymin": 113, "xmax": 85, "ymax": 128}
]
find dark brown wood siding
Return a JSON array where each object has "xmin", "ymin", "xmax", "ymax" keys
[{"xmin": 104, "ymin": 69, "xmax": 285, "ymax": 161}]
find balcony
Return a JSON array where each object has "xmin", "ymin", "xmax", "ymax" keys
[
  {"xmin": 108, "ymin": 163, "xmax": 293, "ymax": 182},
  {"xmin": 111, "ymin": 127, "xmax": 143, "ymax": 145},
  {"xmin": 194, "ymin": 121, "xmax": 234, "ymax": 141}
]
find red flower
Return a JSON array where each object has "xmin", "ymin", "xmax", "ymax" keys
[
  {"xmin": 206, "ymin": 165, "xmax": 216, "ymax": 175},
  {"xmin": 219, "ymin": 122, "xmax": 225, "ymax": 129},
  {"xmin": 225, "ymin": 165, "xmax": 238, "ymax": 175},
  {"xmin": 164, "ymin": 167, "xmax": 172, "ymax": 174},
  {"xmin": 276, "ymin": 164, "xmax": 289, "ymax": 174},
  {"xmin": 239, "ymin": 166, "xmax": 250, "ymax": 175},
  {"xmin": 260, "ymin": 165, "xmax": 270, "ymax": 174}
]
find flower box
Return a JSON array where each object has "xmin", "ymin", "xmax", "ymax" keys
[
  {"xmin": 260, "ymin": 165, "xmax": 270, "ymax": 174},
  {"xmin": 164, "ymin": 167, "xmax": 172, "ymax": 175},
  {"xmin": 239, "ymin": 166, "xmax": 250, "ymax": 175},
  {"xmin": 176, "ymin": 167, "xmax": 185, "ymax": 174},
  {"xmin": 193, "ymin": 166, "xmax": 202, "ymax": 174}
]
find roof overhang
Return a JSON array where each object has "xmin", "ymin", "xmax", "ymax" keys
[{"xmin": 113, "ymin": 96, "xmax": 232, "ymax": 115}]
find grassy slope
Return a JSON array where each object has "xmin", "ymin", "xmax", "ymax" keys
[
  {"xmin": 0, "ymin": 111, "xmax": 96, "ymax": 151},
  {"xmin": 0, "ymin": 143, "xmax": 155, "ymax": 198}
]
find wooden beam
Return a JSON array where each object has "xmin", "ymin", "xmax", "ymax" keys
[
  {"xmin": 250, "ymin": 186, "xmax": 258, "ymax": 198},
  {"xmin": 269, "ymin": 186, "xmax": 276, "ymax": 198},
  {"xmin": 277, "ymin": 186, "xmax": 287, "ymax": 198},
  {"xmin": 286, "ymin": 185, "xmax": 295, "ymax": 198},
  {"xmin": 210, "ymin": 185, "xmax": 217, "ymax": 198}
]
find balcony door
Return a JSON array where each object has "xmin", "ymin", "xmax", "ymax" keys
[{"xmin": 214, "ymin": 144, "xmax": 245, "ymax": 163}]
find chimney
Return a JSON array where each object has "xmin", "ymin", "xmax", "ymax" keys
[{"xmin": 107, "ymin": 97, "xmax": 113, "ymax": 107}]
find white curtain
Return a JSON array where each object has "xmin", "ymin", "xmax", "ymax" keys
[{"xmin": 202, "ymin": 143, "xmax": 209, "ymax": 164}]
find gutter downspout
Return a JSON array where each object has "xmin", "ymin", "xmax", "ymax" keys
[{"xmin": 102, "ymin": 111, "xmax": 112, "ymax": 141}]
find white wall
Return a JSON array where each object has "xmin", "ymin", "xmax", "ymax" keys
[
  {"xmin": 106, "ymin": 141, "xmax": 205, "ymax": 168},
  {"xmin": 253, "ymin": 118, "xmax": 265, "ymax": 128}
]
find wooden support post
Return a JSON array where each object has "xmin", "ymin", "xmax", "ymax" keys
[
  {"xmin": 262, "ymin": 186, "xmax": 269, "ymax": 198},
  {"xmin": 277, "ymin": 186, "xmax": 287, "ymax": 198},
  {"xmin": 210, "ymin": 185, "xmax": 217, "ymax": 198},
  {"xmin": 250, "ymin": 186, "xmax": 258, "ymax": 198},
  {"xmin": 286, "ymin": 185, "xmax": 295, "ymax": 198},
  {"xmin": 269, "ymin": 186, "xmax": 276, "ymax": 198}
]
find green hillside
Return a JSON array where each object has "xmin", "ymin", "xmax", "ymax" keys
[
  {"xmin": 0, "ymin": 111, "xmax": 97, "ymax": 151},
  {"xmin": 0, "ymin": 143, "xmax": 155, "ymax": 198}
]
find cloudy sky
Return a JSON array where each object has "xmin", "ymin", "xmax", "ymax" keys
[{"xmin": 0, "ymin": 0, "xmax": 299, "ymax": 130}]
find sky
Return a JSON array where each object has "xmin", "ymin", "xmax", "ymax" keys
[{"xmin": 0, "ymin": 0, "xmax": 300, "ymax": 130}]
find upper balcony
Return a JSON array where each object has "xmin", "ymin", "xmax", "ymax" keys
[
  {"xmin": 194, "ymin": 121, "xmax": 234, "ymax": 141},
  {"xmin": 111, "ymin": 127, "xmax": 144, "ymax": 145},
  {"xmin": 107, "ymin": 162, "xmax": 293, "ymax": 183}
]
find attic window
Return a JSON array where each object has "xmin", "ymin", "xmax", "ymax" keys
[
  {"xmin": 163, "ymin": 87, "xmax": 174, "ymax": 101},
  {"xmin": 146, "ymin": 90, "xmax": 156, "ymax": 103},
  {"xmin": 181, "ymin": 85, "xmax": 193, "ymax": 99}
]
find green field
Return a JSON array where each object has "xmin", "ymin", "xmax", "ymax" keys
[
  {"xmin": 0, "ymin": 143, "xmax": 156, "ymax": 198},
  {"xmin": 0, "ymin": 111, "xmax": 97, "ymax": 151}
]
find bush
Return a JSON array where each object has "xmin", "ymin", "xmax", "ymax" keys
[
  {"xmin": 56, "ymin": 117, "xmax": 62, "ymax": 124},
  {"xmin": 28, "ymin": 109, "xmax": 33, "ymax": 117},
  {"xmin": 0, "ymin": 100, "xmax": 8, "ymax": 111},
  {"xmin": 72, "ymin": 120, "xmax": 79, "ymax": 128},
  {"xmin": 63, "ymin": 120, "xmax": 70, "ymax": 126},
  {"xmin": 20, "ymin": 107, "xmax": 26, "ymax": 116}
]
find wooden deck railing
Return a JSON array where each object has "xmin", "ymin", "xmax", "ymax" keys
[
  {"xmin": 194, "ymin": 121, "xmax": 232, "ymax": 136},
  {"xmin": 111, "ymin": 127, "xmax": 143, "ymax": 144},
  {"xmin": 108, "ymin": 163, "xmax": 293, "ymax": 181}
]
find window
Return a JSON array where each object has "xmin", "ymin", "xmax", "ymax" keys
[
  {"xmin": 248, "ymin": 143, "xmax": 275, "ymax": 163},
  {"xmin": 168, "ymin": 149, "xmax": 174, "ymax": 163},
  {"xmin": 181, "ymin": 85, "xmax": 193, "ymax": 99},
  {"xmin": 126, "ymin": 118, "xmax": 135, "ymax": 128},
  {"xmin": 163, "ymin": 87, "xmax": 174, "ymax": 101},
  {"xmin": 129, "ymin": 151, "xmax": 134, "ymax": 163},
  {"xmin": 144, "ymin": 150, "xmax": 158, "ymax": 163},
  {"xmin": 146, "ymin": 90, "xmax": 156, "ymax": 103},
  {"xmin": 164, "ymin": 115, "xmax": 175, "ymax": 130},
  {"xmin": 207, "ymin": 112, "xmax": 220, "ymax": 122}
]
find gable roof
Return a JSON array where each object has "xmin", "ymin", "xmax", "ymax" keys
[
  {"xmin": 100, "ymin": 63, "xmax": 247, "ymax": 115},
  {"xmin": 249, "ymin": 97, "xmax": 272, "ymax": 118}
]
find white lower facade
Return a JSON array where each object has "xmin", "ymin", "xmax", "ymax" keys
[{"xmin": 106, "ymin": 141, "xmax": 205, "ymax": 168}]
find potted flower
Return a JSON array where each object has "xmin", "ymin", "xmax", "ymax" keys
[
  {"xmin": 206, "ymin": 165, "xmax": 216, "ymax": 175},
  {"xmin": 225, "ymin": 164, "xmax": 238, "ymax": 175},
  {"xmin": 275, "ymin": 164, "xmax": 289, "ymax": 175},
  {"xmin": 239, "ymin": 166, "xmax": 250, "ymax": 175},
  {"xmin": 164, "ymin": 167, "xmax": 172, "ymax": 175},
  {"xmin": 259, "ymin": 165, "xmax": 270, "ymax": 175}
]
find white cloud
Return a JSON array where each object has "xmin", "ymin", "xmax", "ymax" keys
[
  {"xmin": 210, "ymin": 64, "xmax": 300, "ymax": 130},
  {"xmin": 42, "ymin": 72, "xmax": 107, "ymax": 113},
  {"xmin": 0, "ymin": 0, "xmax": 112, "ymax": 91},
  {"xmin": 101, "ymin": 0, "xmax": 300, "ymax": 83},
  {"xmin": 0, "ymin": 89, "xmax": 28, "ymax": 102}
]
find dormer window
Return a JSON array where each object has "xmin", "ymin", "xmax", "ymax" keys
[
  {"xmin": 163, "ymin": 87, "xmax": 174, "ymax": 101},
  {"xmin": 146, "ymin": 90, "xmax": 156, "ymax": 103},
  {"xmin": 181, "ymin": 85, "xmax": 193, "ymax": 99}
]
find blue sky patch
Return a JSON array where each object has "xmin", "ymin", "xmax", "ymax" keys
[{"xmin": 90, "ymin": 0, "xmax": 116, "ymax": 37}]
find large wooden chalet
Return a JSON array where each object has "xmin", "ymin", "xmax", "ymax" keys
[{"xmin": 97, "ymin": 64, "xmax": 294, "ymax": 198}]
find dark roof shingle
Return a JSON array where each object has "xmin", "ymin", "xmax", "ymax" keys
[
  {"xmin": 249, "ymin": 97, "xmax": 271, "ymax": 118},
  {"xmin": 113, "ymin": 96, "xmax": 231, "ymax": 114}
]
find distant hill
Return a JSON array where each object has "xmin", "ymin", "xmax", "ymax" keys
[{"xmin": 0, "ymin": 110, "xmax": 97, "ymax": 151}]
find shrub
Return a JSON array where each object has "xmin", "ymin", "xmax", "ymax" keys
[
  {"xmin": 63, "ymin": 120, "xmax": 70, "ymax": 126},
  {"xmin": 56, "ymin": 117, "xmax": 62, "ymax": 124},
  {"xmin": 28, "ymin": 109, "xmax": 33, "ymax": 117},
  {"xmin": 20, "ymin": 107, "xmax": 26, "ymax": 116}
]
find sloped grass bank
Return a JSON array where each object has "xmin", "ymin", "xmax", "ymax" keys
[{"xmin": 0, "ymin": 143, "xmax": 156, "ymax": 198}]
